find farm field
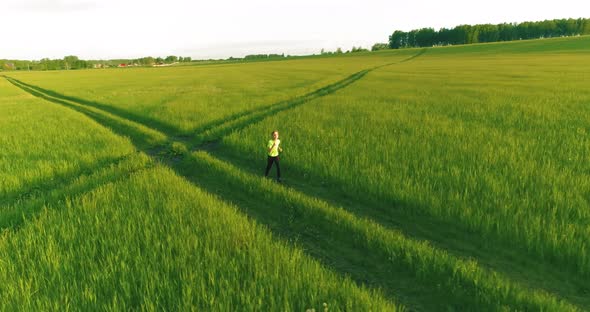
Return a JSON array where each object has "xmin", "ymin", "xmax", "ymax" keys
[
  {"xmin": 2, "ymin": 36, "xmax": 589, "ymax": 311},
  {"xmin": 0, "ymin": 78, "xmax": 396, "ymax": 311},
  {"xmin": 6, "ymin": 50, "xmax": 416, "ymax": 135}
]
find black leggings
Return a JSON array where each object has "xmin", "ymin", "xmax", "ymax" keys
[{"xmin": 265, "ymin": 156, "xmax": 281, "ymax": 178}]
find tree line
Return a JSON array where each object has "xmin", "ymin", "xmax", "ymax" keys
[
  {"xmin": 388, "ymin": 18, "xmax": 590, "ymax": 48},
  {"xmin": 1, "ymin": 55, "xmax": 193, "ymax": 71},
  {"xmin": 3, "ymin": 17, "xmax": 588, "ymax": 71}
]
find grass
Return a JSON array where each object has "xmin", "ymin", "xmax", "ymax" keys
[
  {"xmin": 216, "ymin": 38, "xmax": 590, "ymax": 307},
  {"xmin": 5, "ymin": 49, "xmax": 416, "ymax": 135},
  {"xmin": 422, "ymin": 34, "xmax": 590, "ymax": 55},
  {"xmin": 219, "ymin": 40, "xmax": 590, "ymax": 279},
  {"xmin": 0, "ymin": 74, "xmax": 399, "ymax": 311},
  {"xmin": 0, "ymin": 165, "xmax": 399, "ymax": 311},
  {"xmin": 0, "ymin": 78, "xmax": 136, "ymax": 206},
  {"xmin": 2, "ymin": 36, "xmax": 589, "ymax": 310},
  {"xmin": 183, "ymin": 151, "xmax": 577, "ymax": 311}
]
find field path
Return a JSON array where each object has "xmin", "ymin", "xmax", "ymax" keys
[
  {"xmin": 191, "ymin": 48, "xmax": 428, "ymax": 145},
  {"xmin": 3, "ymin": 49, "xmax": 424, "ymax": 150},
  {"xmin": 3, "ymin": 49, "xmax": 586, "ymax": 310}
]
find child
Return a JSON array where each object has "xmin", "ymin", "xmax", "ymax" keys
[{"xmin": 265, "ymin": 130, "xmax": 283, "ymax": 181}]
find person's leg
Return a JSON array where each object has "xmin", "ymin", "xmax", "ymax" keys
[
  {"xmin": 265, "ymin": 156, "xmax": 273, "ymax": 176},
  {"xmin": 275, "ymin": 156, "xmax": 281, "ymax": 180}
]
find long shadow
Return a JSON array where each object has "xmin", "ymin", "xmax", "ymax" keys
[
  {"xmin": 138, "ymin": 46, "xmax": 589, "ymax": 303},
  {"xmin": 5, "ymin": 77, "xmax": 182, "ymax": 137},
  {"xmin": 90, "ymin": 46, "xmax": 589, "ymax": 307},
  {"xmin": 398, "ymin": 48, "xmax": 427, "ymax": 63},
  {"xmin": 193, "ymin": 69, "xmax": 371, "ymax": 144},
  {"xmin": 210, "ymin": 143, "xmax": 590, "ymax": 309},
  {"xmin": 3, "ymin": 68, "xmax": 581, "ymax": 310},
  {"xmin": 9, "ymin": 68, "xmax": 371, "ymax": 148},
  {"xmin": 5, "ymin": 72, "xmax": 447, "ymax": 310},
  {"xmin": 5, "ymin": 78, "xmax": 166, "ymax": 150},
  {"xmin": 4, "ymin": 48, "xmax": 427, "ymax": 149},
  {"xmin": 6, "ymin": 67, "xmax": 369, "ymax": 148},
  {"xmin": 7, "ymin": 67, "xmax": 368, "ymax": 146},
  {"xmin": 176, "ymin": 151, "xmax": 579, "ymax": 311},
  {"xmin": 175, "ymin": 152, "xmax": 449, "ymax": 311},
  {"xmin": 6, "ymin": 48, "xmax": 582, "ymax": 293},
  {"xmin": 6, "ymin": 67, "xmax": 373, "ymax": 151},
  {"xmin": 191, "ymin": 50, "xmax": 427, "ymax": 144},
  {"xmin": 190, "ymin": 71, "xmax": 363, "ymax": 140},
  {"xmin": 0, "ymin": 153, "xmax": 151, "ymax": 232},
  {"xmin": 1, "ymin": 154, "xmax": 129, "ymax": 207}
]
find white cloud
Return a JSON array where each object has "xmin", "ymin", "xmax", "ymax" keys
[
  {"xmin": 7, "ymin": 0, "xmax": 100, "ymax": 12},
  {"xmin": 1, "ymin": 0, "xmax": 589, "ymax": 60}
]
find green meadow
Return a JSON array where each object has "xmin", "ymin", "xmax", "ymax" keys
[
  {"xmin": 7, "ymin": 51, "xmax": 415, "ymax": 134},
  {"xmin": 2, "ymin": 36, "xmax": 589, "ymax": 311}
]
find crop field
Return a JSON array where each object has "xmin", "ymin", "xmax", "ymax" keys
[
  {"xmin": 2, "ymin": 36, "xmax": 589, "ymax": 311},
  {"xmin": 6, "ymin": 51, "xmax": 416, "ymax": 135}
]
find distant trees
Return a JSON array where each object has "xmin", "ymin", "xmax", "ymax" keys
[
  {"xmin": 321, "ymin": 48, "xmax": 344, "ymax": 55},
  {"xmin": 244, "ymin": 53, "xmax": 285, "ymax": 60},
  {"xmin": 351, "ymin": 46, "xmax": 369, "ymax": 53},
  {"xmin": 320, "ymin": 45, "xmax": 372, "ymax": 55},
  {"xmin": 0, "ymin": 57, "xmax": 90, "ymax": 71},
  {"xmin": 1, "ymin": 54, "xmax": 194, "ymax": 71},
  {"xmin": 176, "ymin": 56, "xmax": 192, "ymax": 62},
  {"xmin": 477, "ymin": 24, "xmax": 500, "ymax": 42},
  {"xmin": 40, "ymin": 58, "xmax": 62, "ymax": 70},
  {"xmin": 1, "ymin": 60, "xmax": 32, "ymax": 71},
  {"xmin": 415, "ymin": 28, "xmax": 436, "ymax": 47},
  {"xmin": 388, "ymin": 30, "xmax": 406, "ymax": 49},
  {"xmin": 139, "ymin": 56, "xmax": 155, "ymax": 65},
  {"xmin": 371, "ymin": 43, "xmax": 389, "ymax": 51},
  {"xmin": 63, "ymin": 55, "xmax": 89, "ymax": 70},
  {"xmin": 165, "ymin": 55, "xmax": 178, "ymax": 63},
  {"xmin": 388, "ymin": 17, "xmax": 590, "ymax": 49}
]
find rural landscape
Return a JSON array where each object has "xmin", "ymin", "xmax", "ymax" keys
[{"xmin": 1, "ymin": 11, "xmax": 590, "ymax": 311}]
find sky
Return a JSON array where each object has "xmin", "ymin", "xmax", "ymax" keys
[{"xmin": 1, "ymin": 0, "xmax": 589, "ymax": 60}]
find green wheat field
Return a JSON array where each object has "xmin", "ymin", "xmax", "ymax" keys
[{"xmin": 1, "ymin": 36, "xmax": 589, "ymax": 311}]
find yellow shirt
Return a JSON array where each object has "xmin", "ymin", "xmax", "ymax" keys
[{"xmin": 267, "ymin": 139, "xmax": 280, "ymax": 157}]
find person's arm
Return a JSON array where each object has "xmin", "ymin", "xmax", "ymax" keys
[
  {"xmin": 268, "ymin": 140, "xmax": 276, "ymax": 153},
  {"xmin": 276, "ymin": 141, "xmax": 283, "ymax": 153}
]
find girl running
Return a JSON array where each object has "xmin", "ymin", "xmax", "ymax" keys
[{"xmin": 265, "ymin": 130, "xmax": 283, "ymax": 181}]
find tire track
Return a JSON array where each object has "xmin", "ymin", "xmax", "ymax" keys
[
  {"xmin": 2, "ymin": 79, "xmax": 181, "ymax": 136},
  {"xmin": 4, "ymin": 76, "xmax": 169, "ymax": 150},
  {"xmin": 192, "ymin": 49, "xmax": 427, "ymax": 145},
  {"xmin": 0, "ymin": 152, "xmax": 152, "ymax": 232},
  {"xmin": 4, "ymin": 49, "xmax": 585, "ymax": 309},
  {"xmin": 2, "ymin": 48, "xmax": 426, "ymax": 151}
]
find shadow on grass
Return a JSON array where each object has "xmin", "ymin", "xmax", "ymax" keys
[
  {"xmin": 192, "ymin": 49, "xmax": 428, "ymax": 145},
  {"xmin": 4, "ymin": 53, "xmax": 586, "ymax": 309},
  {"xmin": 5, "ymin": 77, "xmax": 182, "ymax": 137},
  {"xmin": 5, "ymin": 78, "xmax": 165, "ymax": 150},
  {"xmin": 1, "ymin": 154, "xmax": 129, "ymax": 207},
  {"xmin": 173, "ymin": 151, "xmax": 584, "ymax": 311},
  {"xmin": 4, "ymin": 67, "xmax": 486, "ymax": 310},
  {"xmin": 171, "ymin": 151, "xmax": 455, "ymax": 311},
  {"xmin": 4, "ymin": 48, "xmax": 426, "ymax": 148},
  {"xmin": 0, "ymin": 152, "xmax": 151, "ymax": 232},
  {"xmin": 192, "ymin": 69, "xmax": 370, "ymax": 144},
  {"xmin": 207, "ymin": 146, "xmax": 590, "ymax": 309},
  {"xmin": 5, "ymin": 68, "xmax": 372, "ymax": 148}
]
